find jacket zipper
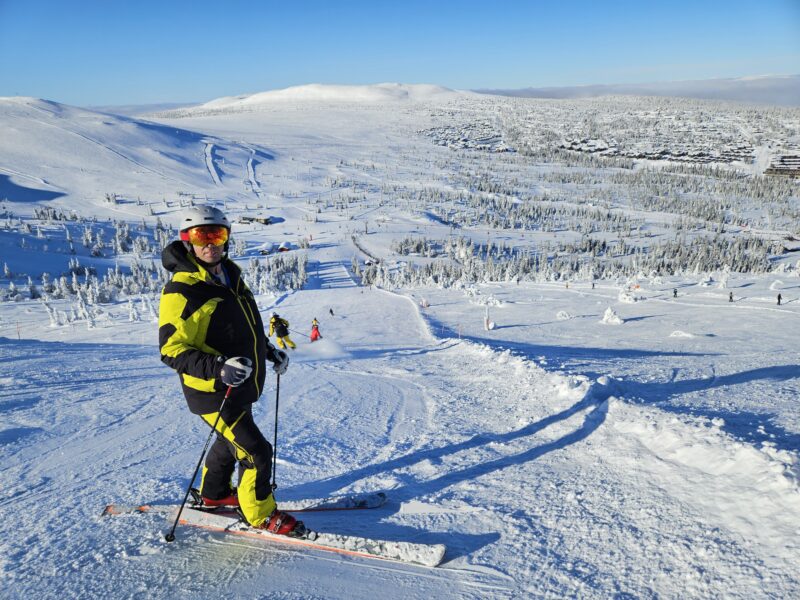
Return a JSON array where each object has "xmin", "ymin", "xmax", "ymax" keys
[{"xmin": 232, "ymin": 277, "xmax": 261, "ymax": 396}]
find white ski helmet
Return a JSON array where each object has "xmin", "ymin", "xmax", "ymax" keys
[{"xmin": 178, "ymin": 205, "xmax": 230, "ymax": 233}]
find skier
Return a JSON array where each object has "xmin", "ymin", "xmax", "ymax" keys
[
  {"xmin": 310, "ymin": 318, "xmax": 322, "ymax": 342},
  {"xmin": 329, "ymin": 308, "xmax": 334, "ymax": 317},
  {"xmin": 269, "ymin": 312, "xmax": 296, "ymax": 350},
  {"xmin": 158, "ymin": 206, "xmax": 300, "ymax": 536},
  {"xmin": 777, "ymin": 293, "xmax": 782, "ymax": 306},
  {"xmin": 729, "ymin": 291, "xmax": 733, "ymax": 303},
  {"xmin": 673, "ymin": 288, "xmax": 677, "ymax": 298}
]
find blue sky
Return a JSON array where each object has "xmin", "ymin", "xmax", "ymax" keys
[{"xmin": 1, "ymin": 0, "xmax": 798, "ymax": 106}]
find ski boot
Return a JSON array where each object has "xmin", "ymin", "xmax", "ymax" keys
[
  {"xmin": 258, "ymin": 508, "xmax": 310, "ymax": 538},
  {"xmin": 190, "ymin": 487, "xmax": 239, "ymax": 508},
  {"xmin": 237, "ymin": 506, "xmax": 312, "ymax": 539}
]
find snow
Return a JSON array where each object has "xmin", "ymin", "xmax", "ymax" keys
[
  {"xmin": 0, "ymin": 85, "xmax": 799, "ymax": 598},
  {"xmin": 201, "ymin": 83, "xmax": 463, "ymax": 109}
]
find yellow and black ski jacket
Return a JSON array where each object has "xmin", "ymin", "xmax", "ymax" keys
[
  {"xmin": 269, "ymin": 316, "xmax": 290, "ymax": 338},
  {"xmin": 159, "ymin": 241, "xmax": 278, "ymax": 415}
]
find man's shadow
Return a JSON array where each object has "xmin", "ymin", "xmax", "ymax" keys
[{"xmin": 287, "ymin": 381, "xmax": 613, "ymax": 559}]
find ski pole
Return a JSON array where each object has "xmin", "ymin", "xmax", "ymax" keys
[
  {"xmin": 288, "ymin": 328, "xmax": 311, "ymax": 339},
  {"xmin": 271, "ymin": 373, "xmax": 280, "ymax": 490},
  {"xmin": 165, "ymin": 385, "xmax": 233, "ymax": 542}
]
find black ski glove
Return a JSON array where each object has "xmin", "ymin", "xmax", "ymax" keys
[
  {"xmin": 220, "ymin": 357, "xmax": 253, "ymax": 387},
  {"xmin": 272, "ymin": 350, "xmax": 289, "ymax": 375}
]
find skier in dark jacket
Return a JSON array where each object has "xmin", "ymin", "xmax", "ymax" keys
[
  {"xmin": 269, "ymin": 313, "xmax": 296, "ymax": 349},
  {"xmin": 158, "ymin": 205, "xmax": 299, "ymax": 536}
]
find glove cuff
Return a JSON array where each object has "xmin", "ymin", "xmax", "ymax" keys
[{"xmin": 215, "ymin": 355, "xmax": 227, "ymax": 378}]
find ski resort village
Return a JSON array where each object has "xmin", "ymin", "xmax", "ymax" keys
[{"xmin": 1, "ymin": 81, "xmax": 799, "ymax": 598}]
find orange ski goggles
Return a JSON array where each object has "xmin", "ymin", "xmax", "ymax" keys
[{"xmin": 180, "ymin": 225, "xmax": 229, "ymax": 247}]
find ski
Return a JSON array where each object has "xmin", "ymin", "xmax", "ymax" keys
[
  {"xmin": 103, "ymin": 504, "xmax": 446, "ymax": 567},
  {"xmin": 102, "ymin": 490, "xmax": 387, "ymax": 517}
]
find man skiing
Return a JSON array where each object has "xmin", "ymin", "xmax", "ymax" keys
[
  {"xmin": 269, "ymin": 312, "xmax": 296, "ymax": 350},
  {"xmin": 158, "ymin": 205, "xmax": 300, "ymax": 536},
  {"xmin": 310, "ymin": 317, "xmax": 322, "ymax": 342}
]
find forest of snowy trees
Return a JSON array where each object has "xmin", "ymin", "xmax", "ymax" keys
[
  {"xmin": 359, "ymin": 233, "xmax": 792, "ymax": 289},
  {"xmin": 0, "ymin": 209, "xmax": 308, "ymax": 328}
]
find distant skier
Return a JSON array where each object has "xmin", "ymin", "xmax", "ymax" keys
[
  {"xmin": 777, "ymin": 293, "xmax": 782, "ymax": 306},
  {"xmin": 329, "ymin": 308, "xmax": 334, "ymax": 317},
  {"xmin": 729, "ymin": 291, "xmax": 733, "ymax": 303},
  {"xmin": 310, "ymin": 318, "xmax": 322, "ymax": 342},
  {"xmin": 269, "ymin": 312, "xmax": 296, "ymax": 350},
  {"xmin": 673, "ymin": 288, "xmax": 677, "ymax": 298},
  {"xmin": 158, "ymin": 205, "xmax": 298, "ymax": 535}
]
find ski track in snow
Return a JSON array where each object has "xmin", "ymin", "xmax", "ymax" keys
[
  {"xmin": 245, "ymin": 147, "xmax": 262, "ymax": 195},
  {"xmin": 204, "ymin": 142, "xmax": 222, "ymax": 185},
  {"xmin": 3, "ymin": 279, "xmax": 798, "ymax": 598}
]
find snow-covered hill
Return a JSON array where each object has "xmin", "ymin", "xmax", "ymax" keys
[
  {"xmin": 1, "ymin": 86, "xmax": 799, "ymax": 598},
  {"xmin": 154, "ymin": 83, "xmax": 468, "ymax": 118},
  {"xmin": 0, "ymin": 97, "xmax": 270, "ymax": 218}
]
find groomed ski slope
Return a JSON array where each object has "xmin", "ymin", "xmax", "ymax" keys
[
  {"xmin": 1, "ymin": 272, "xmax": 798, "ymax": 598},
  {"xmin": 0, "ymin": 86, "xmax": 798, "ymax": 598}
]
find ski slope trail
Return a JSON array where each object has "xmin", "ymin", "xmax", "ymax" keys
[
  {"xmin": 3, "ymin": 281, "xmax": 798, "ymax": 598},
  {"xmin": 203, "ymin": 142, "xmax": 222, "ymax": 185}
]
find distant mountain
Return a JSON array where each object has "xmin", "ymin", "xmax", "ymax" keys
[
  {"xmin": 476, "ymin": 75, "xmax": 800, "ymax": 106},
  {"xmin": 155, "ymin": 83, "xmax": 469, "ymax": 117}
]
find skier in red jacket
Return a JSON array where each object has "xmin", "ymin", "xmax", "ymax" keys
[{"xmin": 310, "ymin": 318, "xmax": 322, "ymax": 342}]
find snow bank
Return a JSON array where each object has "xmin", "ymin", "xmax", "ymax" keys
[{"xmin": 606, "ymin": 398, "xmax": 800, "ymax": 559}]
